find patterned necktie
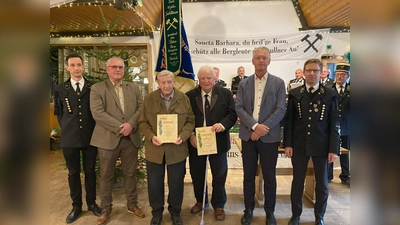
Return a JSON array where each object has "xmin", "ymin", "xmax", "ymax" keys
[
  {"xmin": 76, "ymin": 82, "xmax": 81, "ymax": 95},
  {"xmin": 204, "ymin": 94, "xmax": 211, "ymax": 126},
  {"xmin": 308, "ymin": 86, "xmax": 314, "ymax": 93}
]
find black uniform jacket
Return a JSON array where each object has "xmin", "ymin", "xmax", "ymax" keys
[
  {"xmin": 332, "ymin": 83, "xmax": 350, "ymax": 136},
  {"xmin": 54, "ymin": 78, "xmax": 95, "ymax": 148},
  {"xmin": 284, "ymin": 85, "xmax": 340, "ymax": 157},
  {"xmin": 231, "ymin": 75, "xmax": 247, "ymax": 95}
]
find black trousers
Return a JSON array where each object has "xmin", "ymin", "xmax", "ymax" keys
[
  {"xmin": 62, "ymin": 146, "xmax": 98, "ymax": 208},
  {"xmin": 290, "ymin": 155, "xmax": 329, "ymax": 218},
  {"xmin": 242, "ymin": 140, "xmax": 279, "ymax": 213},
  {"xmin": 189, "ymin": 150, "xmax": 227, "ymax": 209},
  {"xmin": 328, "ymin": 135, "xmax": 350, "ymax": 181},
  {"xmin": 146, "ymin": 157, "xmax": 186, "ymax": 217}
]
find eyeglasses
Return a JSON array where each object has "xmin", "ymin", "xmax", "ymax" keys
[
  {"xmin": 335, "ymin": 73, "xmax": 348, "ymax": 77},
  {"xmin": 304, "ymin": 69, "xmax": 321, "ymax": 73},
  {"xmin": 108, "ymin": 65, "xmax": 124, "ymax": 70}
]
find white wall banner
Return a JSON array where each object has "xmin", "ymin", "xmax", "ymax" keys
[{"xmin": 188, "ymin": 29, "xmax": 330, "ymax": 63}]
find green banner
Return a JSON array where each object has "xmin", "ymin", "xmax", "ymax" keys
[{"xmin": 162, "ymin": 0, "xmax": 181, "ymax": 74}]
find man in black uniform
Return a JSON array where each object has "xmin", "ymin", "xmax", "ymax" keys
[
  {"xmin": 286, "ymin": 69, "xmax": 305, "ymax": 93},
  {"xmin": 320, "ymin": 66, "xmax": 334, "ymax": 86},
  {"xmin": 284, "ymin": 59, "xmax": 340, "ymax": 225},
  {"xmin": 231, "ymin": 66, "xmax": 247, "ymax": 98},
  {"xmin": 54, "ymin": 53, "xmax": 102, "ymax": 223},
  {"xmin": 214, "ymin": 67, "xmax": 227, "ymax": 87},
  {"xmin": 328, "ymin": 62, "xmax": 350, "ymax": 187}
]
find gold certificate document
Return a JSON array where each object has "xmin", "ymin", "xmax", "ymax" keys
[
  {"xmin": 157, "ymin": 114, "xmax": 178, "ymax": 143},
  {"xmin": 195, "ymin": 127, "xmax": 217, "ymax": 155}
]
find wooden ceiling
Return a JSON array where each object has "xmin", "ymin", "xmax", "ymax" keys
[{"xmin": 50, "ymin": 0, "xmax": 350, "ymax": 37}]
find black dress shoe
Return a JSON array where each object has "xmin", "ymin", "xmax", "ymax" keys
[
  {"xmin": 150, "ymin": 215, "xmax": 162, "ymax": 225},
  {"xmin": 66, "ymin": 207, "xmax": 82, "ymax": 224},
  {"xmin": 315, "ymin": 217, "xmax": 325, "ymax": 225},
  {"xmin": 266, "ymin": 213, "xmax": 276, "ymax": 225},
  {"xmin": 88, "ymin": 203, "xmax": 102, "ymax": 216},
  {"xmin": 241, "ymin": 209, "xmax": 253, "ymax": 225},
  {"xmin": 171, "ymin": 215, "xmax": 183, "ymax": 225},
  {"xmin": 288, "ymin": 215, "xmax": 300, "ymax": 225},
  {"xmin": 341, "ymin": 179, "xmax": 350, "ymax": 188}
]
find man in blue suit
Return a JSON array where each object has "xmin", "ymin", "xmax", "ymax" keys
[{"xmin": 235, "ymin": 46, "xmax": 287, "ymax": 225}]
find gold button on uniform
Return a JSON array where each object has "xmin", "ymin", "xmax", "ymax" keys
[
  {"xmin": 308, "ymin": 124, "xmax": 311, "ymax": 127},
  {"xmin": 307, "ymin": 132, "xmax": 310, "ymax": 135},
  {"xmin": 308, "ymin": 117, "xmax": 311, "ymax": 120}
]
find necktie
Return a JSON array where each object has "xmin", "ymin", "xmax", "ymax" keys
[
  {"xmin": 308, "ymin": 86, "xmax": 314, "ymax": 93},
  {"xmin": 204, "ymin": 94, "xmax": 211, "ymax": 126},
  {"xmin": 340, "ymin": 86, "xmax": 344, "ymax": 95},
  {"xmin": 76, "ymin": 82, "xmax": 81, "ymax": 95}
]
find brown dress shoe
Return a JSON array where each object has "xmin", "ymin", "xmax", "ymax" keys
[
  {"xmin": 214, "ymin": 208, "xmax": 225, "ymax": 221},
  {"xmin": 127, "ymin": 205, "xmax": 145, "ymax": 218},
  {"xmin": 97, "ymin": 210, "xmax": 111, "ymax": 225},
  {"xmin": 190, "ymin": 202, "xmax": 203, "ymax": 214}
]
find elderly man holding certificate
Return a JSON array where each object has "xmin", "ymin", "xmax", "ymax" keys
[
  {"xmin": 138, "ymin": 70, "xmax": 195, "ymax": 225},
  {"xmin": 186, "ymin": 65, "xmax": 237, "ymax": 221}
]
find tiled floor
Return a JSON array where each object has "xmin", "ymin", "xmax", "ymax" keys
[{"xmin": 50, "ymin": 150, "xmax": 350, "ymax": 225}]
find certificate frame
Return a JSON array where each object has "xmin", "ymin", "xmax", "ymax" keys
[
  {"xmin": 195, "ymin": 126, "xmax": 217, "ymax": 155},
  {"xmin": 157, "ymin": 114, "xmax": 178, "ymax": 143}
]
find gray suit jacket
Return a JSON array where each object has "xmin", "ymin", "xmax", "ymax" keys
[
  {"xmin": 90, "ymin": 79, "xmax": 143, "ymax": 149},
  {"xmin": 235, "ymin": 73, "xmax": 286, "ymax": 143}
]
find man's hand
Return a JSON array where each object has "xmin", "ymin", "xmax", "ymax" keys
[
  {"xmin": 250, "ymin": 131, "xmax": 261, "ymax": 141},
  {"xmin": 211, "ymin": 123, "xmax": 224, "ymax": 133},
  {"xmin": 152, "ymin": 136, "xmax": 163, "ymax": 146},
  {"xmin": 173, "ymin": 136, "xmax": 183, "ymax": 145},
  {"xmin": 285, "ymin": 147, "xmax": 293, "ymax": 158},
  {"xmin": 189, "ymin": 134, "xmax": 197, "ymax": 148},
  {"xmin": 328, "ymin": 153, "xmax": 338, "ymax": 163},
  {"xmin": 254, "ymin": 124, "xmax": 269, "ymax": 136},
  {"xmin": 119, "ymin": 123, "xmax": 133, "ymax": 136}
]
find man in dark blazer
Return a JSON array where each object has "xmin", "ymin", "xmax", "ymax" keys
[
  {"xmin": 328, "ymin": 62, "xmax": 350, "ymax": 187},
  {"xmin": 186, "ymin": 65, "xmax": 237, "ymax": 221},
  {"xmin": 90, "ymin": 56, "xmax": 145, "ymax": 225},
  {"xmin": 236, "ymin": 47, "xmax": 287, "ymax": 225},
  {"xmin": 53, "ymin": 53, "xmax": 102, "ymax": 223},
  {"xmin": 231, "ymin": 66, "xmax": 247, "ymax": 97},
  {"xmin": 284, "ymin": 59, "xmax": 340, "ymax": 225},
  {"xmin": 320, "ymin": 66, "xmax": 334, "ymax": 86}
]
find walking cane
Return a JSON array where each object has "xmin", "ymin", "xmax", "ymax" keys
[{"xmin": 200, "ymin": 154, "xmax": 209, "ymax": 225}]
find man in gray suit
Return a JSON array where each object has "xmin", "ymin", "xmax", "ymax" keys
[
  {"xmin": 235, "ymin": 46, "xmax": 286, "ymax": 225},
  {"xmin": 90, "ymin": 56, "xmax": 145, "ymax": 225}
]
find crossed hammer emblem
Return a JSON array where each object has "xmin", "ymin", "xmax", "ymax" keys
[
  {"xmin": 301, "ymin": 33, "xmax": 323, "ymax": 53},
  {"xmin": 166, "ymin": 18, "xmax": 178, "ymax": 30}
]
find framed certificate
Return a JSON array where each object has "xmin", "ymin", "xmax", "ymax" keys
[
  {"xmin": 157, "ymin": 114, "xmax": 178, "ymax": 143},
  {"xmin": 195, "ymin": 127, "xmax": 217, "ymax": 156}
]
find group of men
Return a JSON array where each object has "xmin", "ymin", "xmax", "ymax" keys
[{"xmin": 54, "ymin": 45, "xmax": 350, "ymax": 225}]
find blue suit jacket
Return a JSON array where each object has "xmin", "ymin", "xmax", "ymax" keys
[{"xmin": 235, "ymin": 73, "xmax": 286, "ymax": 143}]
